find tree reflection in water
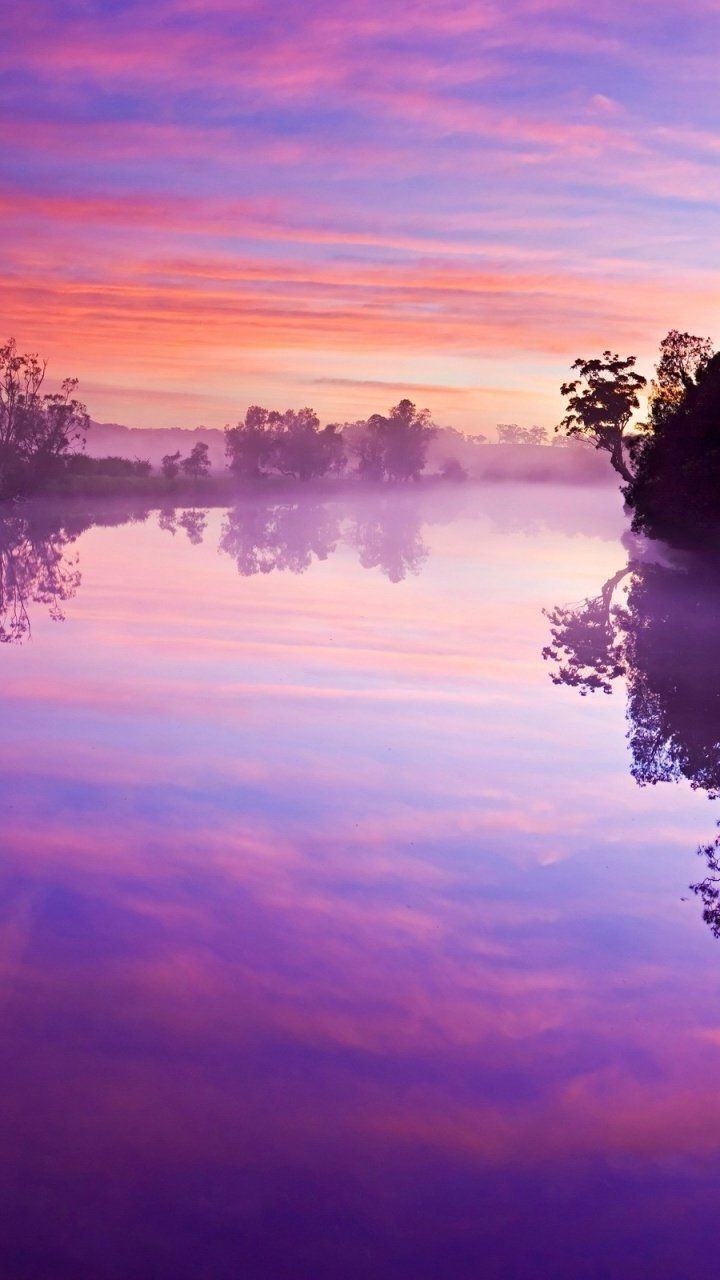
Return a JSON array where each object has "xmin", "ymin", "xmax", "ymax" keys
[
  {"xmin": 350, "ymin": 497, "xmax": 428, "ymax": 583},
  {"xmin": 544, "ymin": 552, "xmax": 720, "ymax": 935},
  {"xmin": 219, "ymin": 501, "xmax": 340, "ymax": 576},
  {"xmin": 0, "ymin": 494, "xmax": 434, "ymax": 643},
  {"xmin": 0, "ymin": 511, "xmax": 81, "ymax": 643},
  {"xmin": 219, "ymin": 496, "xmax": 429, "ymax": 582},
  {"xmin": 158, "ymin": 506, "xmax": 209, "ymax": 544}
]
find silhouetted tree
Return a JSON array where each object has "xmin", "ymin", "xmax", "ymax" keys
[
  {"xmin": 181, "ymin": 442, "xmax": 211, "ymax": 480},
  {"xmin": 557, "ymin": 352, "xmax": 646, "ymax": 483},
  {"xmin": 354, "ymin": 400, "xmax": 436, "ymax": 482},
  {"xmin": 0, "ymin": 339, "xmax": 89, "ymax": 496},
  {"xmin": 225, "ymin": 407, "xmax": 346, "ymax": 482},
  {"xmin": 626, "ymin": 333, "xmax": 720, "ymax": 545},
  {"xmin": 272, "ymin": 409, "xmax": 346, "ymax": 481},
  {"xmin": 354, "ymin": 426, "xmax": 386, "ymax": 481}
]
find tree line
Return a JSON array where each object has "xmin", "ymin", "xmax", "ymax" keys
[
  {"xmin": 6, "ymin": 330, "xmax": 720, "ymax": 539},
  {"xmin": 0, "ymin": 339, "xmax": 453, "ymax": 497},
  {"xmin": 1, "ymin": 337, "xmax": 586, "ymax": 502}
]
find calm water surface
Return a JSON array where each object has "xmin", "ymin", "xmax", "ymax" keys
[{"xmin": 2, "ymin": 484, "xmax": 720, "ymax": 1279}]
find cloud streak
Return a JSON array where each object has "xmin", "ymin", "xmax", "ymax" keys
[{"xmin": 3, "ymin": 0, "xmax": 720, "ymax": 428}]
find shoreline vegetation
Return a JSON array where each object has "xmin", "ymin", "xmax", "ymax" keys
[
  {"xmin": 38, "ymin": 446, "xmax": 607, "ymax": 501},
  {"xmin": 0, "ymin": 337, "xmax": 609, "ymax": 508},
  {"xmin": 0, "ymin": 484, "xmax": 617, "ymax": 646},
  {"xmin": 2, "ymin": 328, "xmax": 719, "ymax": 549}
]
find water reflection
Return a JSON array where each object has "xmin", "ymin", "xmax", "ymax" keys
[
  {"xmin": 3, "ymin": 485, "xmax": 720, "ymax": 1278},
  {"xmin": 0, "ymin": 510, "xmax": 81, "ymax": 643},
  {"xmin": 219, "ymin": 500, "xmax": 341, "ymax": 575},
  {"xmin": 350, "ymin": 497, "xmax": 428, "ymax": 583},
  {"xmin": 0, "ymin": 495, "xmax": 438, "ymax": 641},
  {"xmin": 544, "ymin": 550, "xmax": 720, "ymax": 933},
  {"xmin": 158, "ymin": 505, "xmax": 208, "ymax": 545}
]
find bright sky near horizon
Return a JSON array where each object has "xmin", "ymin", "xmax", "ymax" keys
[{"xmin": 3, "ymin": 0, "xmax": 720, "ymax": 432}]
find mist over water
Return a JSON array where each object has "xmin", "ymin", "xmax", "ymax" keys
[{"xmin": 2, "ymin": 483, "xmax": 720, "ymax": 1279}]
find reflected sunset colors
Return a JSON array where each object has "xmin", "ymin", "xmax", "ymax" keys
[{"xmin": 2, "ymin": 485, "xmax": 720, "ymax": 1278}]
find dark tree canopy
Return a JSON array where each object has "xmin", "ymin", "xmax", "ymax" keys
[
  {"xmin": 556, "ymin": 330, "xmax": 720, "ymax": 546},
  {"xmin": 626, "ymin": 337, "xmax": 720, "ymax": 545},
  {"xmin": 272, "ymin": 410, "xmax": 345, "ymax": 481},
  {"xmin": 648, "ymin": 329, "xmax": 714, "ymax": 425}
]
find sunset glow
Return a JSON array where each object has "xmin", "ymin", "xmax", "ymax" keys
[{"xmin": 4, "ymin": 0, "xmax": 720, "ymax": 429}]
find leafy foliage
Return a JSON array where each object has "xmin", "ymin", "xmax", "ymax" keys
[{"xmin": 558, "ymin": 351, "xmax": 646, "ymax": 483}]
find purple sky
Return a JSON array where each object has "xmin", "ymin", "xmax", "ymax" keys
[{"xmin": 3, "ymin": 0, "xmax": 720, "ymax": 431}]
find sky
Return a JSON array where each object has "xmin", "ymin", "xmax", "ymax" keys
[{"xmin": 3, "ymin": 0, "xmax": 720, "ymax": 433}]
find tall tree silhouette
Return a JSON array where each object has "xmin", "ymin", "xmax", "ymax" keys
[
  {"xmin": 0, "ymin": 339, "xmax": 89, "ymax": 497},
  {"xmin": 558, "ymin": 352, "xmax": 646, "ymax": 484}
]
